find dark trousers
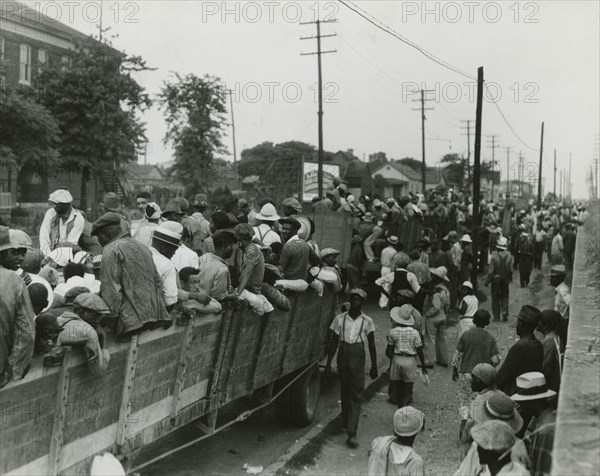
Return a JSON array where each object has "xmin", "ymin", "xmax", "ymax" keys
[
  {"xmin": 519, "ymin": 256, "xmax": 533, "ymax": 287},
  {"xmin": 390, "ymin": 380, "xmax": 414, "ymax": 408},
  {"xmin": 491, "ymin": 281, "xmax": 510, "ymax": 320},
  {"xmin": 338, "ymin": 342, "xmax": 365, "ymax": 437},
  {"xmin": 533, "ymin": 241, "xmax": 545, "ymax": 269},
  {"xmin": 346, "ymin": 264, "xmax": 361, "ymax": 291}
]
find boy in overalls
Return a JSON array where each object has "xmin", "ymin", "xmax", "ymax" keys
[{"xmin": 325, "ymin": 288, "xmax": 378, "ymax": 448}]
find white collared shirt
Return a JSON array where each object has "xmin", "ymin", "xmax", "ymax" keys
[
  {"xmin": 330, "ymin": 312, "xmax": 375, "ymax": 344},
  {"xmin": 150, "ymin": 247, "xmax": 178, "ymax": 306}
]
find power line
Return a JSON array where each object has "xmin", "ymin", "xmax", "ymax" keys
[{"xmin": 337, "ymin": 0, "xmax": 477, "ymax": 81}]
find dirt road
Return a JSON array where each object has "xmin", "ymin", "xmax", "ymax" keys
[{"xmin": 284, "ymin": 261, "xmax": 555, "ymax": 476}]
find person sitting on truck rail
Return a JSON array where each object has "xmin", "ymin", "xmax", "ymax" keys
[
  {"xmin": 92, "ymin": 212, "xmax": 171, "ymax": 336},
  {"xmin": 253, "ymin": 203, "xmax": 282, "ymax": 247},
  {"xmin": 56, "ymin": 293, "xmax": 112, "ymax": 377},
  {"xmin": 279, "ymin": 217, "xmax": 310, "ymax": 280},
  {"xmin": 198, "ymin": 229, "xmax": 238, "ymax": 301}
]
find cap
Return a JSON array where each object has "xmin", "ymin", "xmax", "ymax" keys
[
  {"xmin": 101, "ymin": 192, "xmax": 121, "ymax": 212},
  {"xmin": 22, "ymin": 249, "xmax": 45, "ymax": 272},
  {"xmin": 152, "ymin": 226, "xmax": 182, "ymax": 247},
  {"xmin": 363, "ymin": 212, "xmax": 373, "ymax": 221},
  {"xmin": 145, "ymin": 202, "xmax": 162, "ymax": 220},
  {"xmin": 74, "ymin": 293, "xmax": 111, "ymax": 313},
  {"xmin": 393, "ymin": 406, "xmax": 424, "ymax": 437},
  {"xmin": 282, "ymin": 198, "xmax": 303, "ymax": 213},
  {"xmin": 349, "ymin": 288, "xmax": 367, "ymax": 300},
  {"xmin": 470, "ymin": 420, "xmax": 517, "ymax": 452},
  {"xmin": 235, "ymin": 223, "xmax": 255, "ymax": 238},
  {"xmin": 48, "ymin": 189, "xmax": 73, "ymax": 204},
  {"xmin": 320, "ymin": 248, "xmax": 340, "ymax": 259},
  {"xmin": 238, "ymin": 198, "xmax": 249, "ymax": 209},
  {"xmin": 511, "ymin": 372, "xmax": 557, "ymax": 402},
  {"xmin": 64, "ymin": 285, "xmax": 90, "ymax": 303},
  {"xmin": 193, "ymin": 194, "xmax": 208, "ymax": 206},
  {"xmin": 550, "ymin": 265, "xmax": 567, "ymax": 276},
  {"xmin": 162, "ymin": 201, "xmax": 184, "ymax": 215},
  {"xmin": 390, "ymin": 305, "xmax": 414, "ymax": 326},
  {"xmin": 460, "ymin": 234, "xmax": 473, "ymax": 243},
  {"xmin": 256, "ymin": 203, "xmax": 281, "ymax": 222},
  {"xmin": 387, "ymin": 235, "xmax": 399, "ymax": 245},
  {"xmin": 0, "ymin": 227, "xmax": 34, "ymax": 252},
  {"xmin": 373, "ymin": 199, "xmax": 382, "ymax": 207},
  {"xmin": 496, "ymin": 237, "xmax": 508, "ymax": 250},
  {"xmin": 471, "ymin": 363, "xmax": 496, "ymax": 386},
  {"xmin": 91, "ymin": 213, "xmax": 123, "ymax": 236},
  {"xmin": 517, "ymin": 305, "xmax": 542, "ymax": 325},
  {"xmin": 462, "ymin": 281, "xmax": 473, "ymax": 290},
  {"xmin": 38, "ymin": 267, "xmax": 60, "ymax": 287},
  {"xmin": 279, "ymin": 217, "xmax": 301, "ymax": 229},
  {"xmin": 160, "ymin": 220, "xmax": 184, "ymax": 235}
]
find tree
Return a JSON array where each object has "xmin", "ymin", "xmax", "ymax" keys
[
  {"xmin": 37, "ymin": 37, "xmax": 151, "ymax": 173},
  {"xmin": 0, "ymin": 82, "xmax": 61, "ymax": 172},
  {"xmin": 159, "ymin": 74, "xmax": 228, "ymax": 196},
  {"xmin": 395, "ymin": 157, "xmax": 422, "ymax": 172}
]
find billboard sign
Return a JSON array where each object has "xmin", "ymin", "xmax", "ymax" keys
[{"xmin": 302, "ymin": 161, "xmax": 340, "ymax": 202}]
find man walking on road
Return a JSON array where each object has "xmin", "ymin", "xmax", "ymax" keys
[
  {"xmin": 485, "ymin": 236, "xmax": 513, "ymax": 322},
  {"xmin": 326, "ymin": 288, "xmax": 378, "ymax": 449}
]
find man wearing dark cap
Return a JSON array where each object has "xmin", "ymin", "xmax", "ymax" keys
[
  {"xmin": 279, "ymin": 217, "xmax": 309, "ymax": 280},
  {"xmin": 198, "ymin": 229, "xmax": 238, "ymax": 301},
  {"xmin": 101, "ymin": 192, "xmax": 131, "ymax": 234},
  {"xmin": 325, "ymin": 289, "xmax": 378, "ymax": 448},
  {"xmin": 39, "ymin": 189, "xmax": 85, "ymax": 257},
  {"xmin": 496, "ymin": 305, "xmax": 543, "ymax": 396},
  {"xmin": 234, "ymin": 224, "xmax": 265, "ymax": 296},
  {"xmin": 92, "ymin": 213, "xmax": 171, "ymax": 336},
  {"xmin": 162, "ymin": 201, "xmax": 185, "ymax": 224}
]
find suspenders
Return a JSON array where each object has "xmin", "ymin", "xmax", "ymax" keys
[{"xmin": 341, "ymin": 313, "xmax": 365, "ymax": 345}]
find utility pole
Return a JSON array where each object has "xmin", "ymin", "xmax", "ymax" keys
[
  {"xmin": 568, "ymin": 152, "xmax": 572, "ymax": 201},
  {"xmin": 553, "ymin": 149, "xmax": 557, "ymax": 197},
  {"xmin": 460, "ymin": 120, "xmax": 473, "ymax": 185},
  {"xmin": 226, "ymin": 90, "xmax": 238, "ymax": 190},
  {"xmin": 487, "ymin": 135, "xmax": 499, "ymax": 201},
  {"xmin": 471, "ymin": 66, "xmax": 484, "ymax": 288},
  {"xmin": 412, "ymin": 89, "xmax": 435, "ymax": 193},
  {"xmin": 560, "ymin": 169, "xmax": 563, "ymax": 198},
  {"xmin": 301, "ymin": 19, "xmax": 336, "ymax": 199},
  {"xmin": 537, "ymin": 122, "xmax": 544, "ymax": 208},
  {"xmin": 518, "ymin": 152, "xmax": 524, "ymax": 198},
  {"xmin": 504, "ymin": 146, "xmax": 512, "ymax": 204}
]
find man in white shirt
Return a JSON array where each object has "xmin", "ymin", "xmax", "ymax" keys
[
  {"xmin": 550, "ymin": 265, "xmax": 571, "ymax": 347},
  {"xmin": 39, "ymin": 189, "xmax": 85, "ymax": 257},
  {"xmin": 160, "ymin": 221, "xmax": 199, "ymax": 272},
  {"xmin": 253, "ymin": 203, "xmax": 282, "ymax": 246},
  {"xmin": 133, "ymin": 202, "xmax": 162, "ymax": 249},
  {"xmin": 325, "ymin": 288, "xmax": 378, "ymax": 448}
]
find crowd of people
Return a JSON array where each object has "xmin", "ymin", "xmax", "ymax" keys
[{"xmin": 0, "ymin": 180, "xmax": 586, "ymax": 476}]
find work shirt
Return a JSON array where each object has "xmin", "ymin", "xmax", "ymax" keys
[
  {"xmin": 57, "ymin": 312, "xmax": 110, "ymax": 377},
  {"xmin": 368, "ymin": 436, "xmax": 425, "ymax": 476},
  {"xmin": 39, "ymin": 207, "xmax": 85, "ymax": 256},
  {"xmin": 424, "ymin": 285, "xmax": 450, "ymax": 320},
  {"xmin": 330, "ymin": 312, "xmax": 375, "ymax": 344},
  {"xmin": 198, "ymin": 253, "xmax": 232, "ymax": 300},
  {"xmin": 99, "ymin": 235, "xmax": 170, "ymax": 335},
  {"xmin": 456, "ymin": 327, "xmax": 499, "ymax": 373},
  {"xmin": 380, "ymin": 246, "xmax": 397, "ymax": 268},
  {"xmin": 171, "ymin": 244, "xmax": 199, "ymax": 272},
  {"xmin": 151, "ymin": 247, "xmax": 179, "ymax": 307},
  {"xmin": 459, "ymin": 295, "xmax": 478, "ymax": 317},
  {"xmin": 280, "ymin": 235, "xmax": 309, "ymax": 280},
  {"xmin": 554, "ymin": 282, "xmax": 571, "ymax": 319},
  {"xmin": 253, "ymin": 223, "xmax": 281, "ymax": 246},
  {"xmin": 240, "ymin": 243, "xmax": 265, "ymax": 294},
  {"xmin": 387, "ymin": 326, "xmax": 422, "ymax": 355},
  {"xmin": 0, "ymin": 267, "xmax": 35, "ymax": 383},
  {"xmin": 496, "ymin": 335, "xmax": 543, "ymax": 395},
  {"xmin": 526, "ymin": 408, "xmax": 556, "ymax": 476}
]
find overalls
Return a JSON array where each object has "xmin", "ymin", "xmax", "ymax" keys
[{"xmin": 337, "ymin": 314, "xmax": 366, "ymax": 437}]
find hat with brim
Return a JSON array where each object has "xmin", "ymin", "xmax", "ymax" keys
[
  {"xmin": 429, "ymin": 266, "xmax": 449, "ymax": 282},
  {"xmin": 471, "ymin": 363, "xmax": 496, "ymax": 387},
  {"xmin": 295, "ymin": 215, "xmax": 312, "ymax": 240},
  {"xmin": 462, "ymin": 281, "xmax": 473, "ymax": 290},
  {"xmin": 256, "ymin": 203, "xmax": 280, "ymax": 222},
  {"xmin": 102, "ymin": 192, "xmax": 121, "ymax": 213},
  {"xmin": 152, "ymin": 227, "xmax": 182, "ymax": 247},
  {"xmin": 393, "ymin": 406, "xmax": 424, "ymax": 437},
  {"xmin": 516, "ymin": 305, "xmax": 542, "ymax": 325},
  {"xmin": 391, "ymin": 306, "xmax": 414, "ymax": 326},
  {"xmin": 387, "ymin": 235, "xmax": 399, "ymax": 245},
  {"xmin": 162, "ymin": 202, "xmax": 184, "ymax": 216},
  {"xmin": 473, "ymin": 393, "xmax": 523, "ymax": 433},
  {"xmin": 26, "ymin": 272, "xmax": 54, "ymax": 312},
  {"xmin": 496, "ymin": 237, "xmax": 508, "ymax": 250},
  {"xmin": 471, "ymin": 421, "xmax": 516, "ymax": 452},
  {"xmin": 460, "ymin": 234, "xmax": 472, "ymax": 243},
  {"xmin": 92, "ymin": 212, "xmax": 123, "ymax": 236},
  {"xmin": 550, "ymin": 265, "xmax": 567, "ymax": 276},
  {"xmin": 349, "ymin": 288, "xmax": 367, "ymax": 300},
  {"xmin": 511, "ymin": 372, "xmax": 557, "ymax": 402},
  {"xmin": 48, "ymin": 247, "xmax": 74, "ymax": 267},
  {"xmin": 193, "ymin": 194, "xmax": 208, "ymax": 206}
]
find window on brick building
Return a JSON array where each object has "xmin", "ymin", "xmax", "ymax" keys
[
  {"xmin": 61, "ymin": 55, "xmax": 71, "ymax": 71},
  {"xmin": 19, "ymin": 43, "xmax": 32, "ymax": 84}
]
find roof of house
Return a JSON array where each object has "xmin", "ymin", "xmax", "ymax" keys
[
  {"xmin": 3, "ymin": 2, "xmax": 91, "ymax": 43},
  {"xmin": 388, "ymin": 162, "xmax": 422, "ymax": 181}
]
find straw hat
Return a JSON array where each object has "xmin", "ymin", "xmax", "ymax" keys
[
  {"xmin": 393, "ymin": 406, "xmax": 424, "ymax": 437},
  {"xmin": 390, "ymin": 305, "xmax": 414, "ymax": 326},
  {"xmin": 473, "ymin": 393, "xmax": 523, "ymax": 433},
  {"xmin": 429, "ymin": 266, "xmax": 449, "ymax": 282},
  {"xmin": 256, "ymin": 203, "xmax": 280, "ymax": 222},
  {"xmin": 511, "ymin": 372, "xmax": 557, "ymax": 402}
]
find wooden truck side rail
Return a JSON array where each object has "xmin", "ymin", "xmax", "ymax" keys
[{"xmin": 0, "ymin": 288, "xmax": 337, "ymax": 476}]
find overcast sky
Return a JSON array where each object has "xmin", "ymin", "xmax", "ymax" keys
[{"xmin": 23, "ymin": 1, "xmax": 600, "ymax": 198}]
